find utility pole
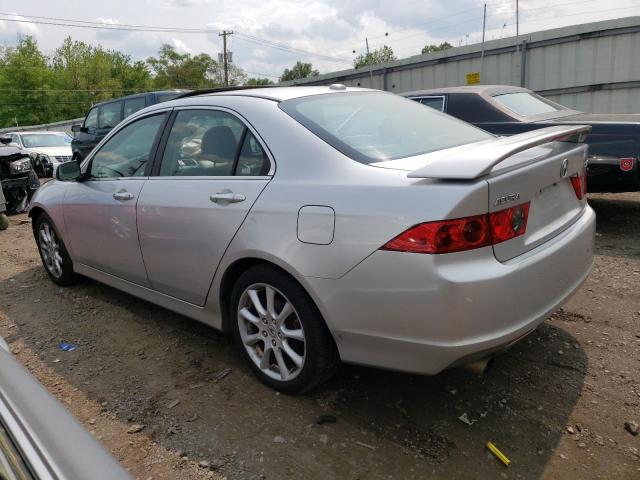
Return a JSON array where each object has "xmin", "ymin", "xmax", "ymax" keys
[
  {"xmin": 480, "ymin": 3, "xmax": 487, "ymax": 83},
  {"xmin": 365, "ymin": 37, "xmax": 373, "ymax": 85},
  {"xmin": 219, "ymin": 30, "xmax": 233, "ymax": 86},
  {"xmin": 516, "ymin": 0, "xmax": 519, "ymax": 39}
]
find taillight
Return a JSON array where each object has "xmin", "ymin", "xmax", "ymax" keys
[
  {"xmin": 570, "ymin": 165, "xmax": 587, "ymax": 200},
  {"xmin": 381, "ymin": 202, "xmax": 530, "ymax": 254},
  {"xmin": 489, "ymin": 203, "xmax": 531, "ymax": 243}
]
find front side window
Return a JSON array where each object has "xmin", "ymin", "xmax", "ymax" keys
[
  {"xmin": 419, "ymin": 96, "xmax": 445, "ymax": 112},
  {"xmin": 493, "ymin": 92, "xmax": 566, "ymax": 117},
  {"xmin": 90, "ymin": 113, "xmax": 166, "ymax": 179},
  {"xmin": 99, "ymin": 102, "xmax": 123, "ymax": 129},
  {"xmin": 280, "ymin": 92, "xmax": 491, "ymax": 164},
  {"xmin": 84, "ymin": 107, "xmax": 99, "ymax": 130},
  {"xmin": 159, "ymin": 109, "xmax": 247, "ymax": 177},
  {"xmin": 124, "ymin": 97, "xmax": 147, "ymax": 118}
]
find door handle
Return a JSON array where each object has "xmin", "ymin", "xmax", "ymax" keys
[
  {"xmin": 210, "ymin": 192, "xmax": 246, "ymax": 204},
  {"xmin": 113, "ymin": 191, "xmax": 135, "ymax": 201}
]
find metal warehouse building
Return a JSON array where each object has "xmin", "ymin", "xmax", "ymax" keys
[{"xmin": 282, "ymin": 16, "xmax": 640, "ymax": 114}]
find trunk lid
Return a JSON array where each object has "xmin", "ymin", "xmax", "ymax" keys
[
  {"xmin": 405, "ymin": 125, "xmax": 591, "ymax": 262},
  {"xmin": 487, "ymin": 141, "xmax": 588, "ymax": 261}
]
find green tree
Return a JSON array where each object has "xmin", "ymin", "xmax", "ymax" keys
[
  {"xmin": 0, "ymin": 36, "xmax": 56, "ymax": 127},
  {"xmin": 280, "ymin": 61, "xmax": 319, "ymax": 82},
  {"xmin": 0, "ymin": 37, "xmax": 250, "ymax": 128},
  {"xmin": 246, "ymin": 77, "xmax": 274, "ymax": 86},
  {"xmin": 147, "ymin": 45, "xmax": 246, "ymax": 89},
  {"xmin": 421, "ymin": 42, "xmax": 453, "ymax": 54},
  {"xmin": 353, "ymin": 45, "xmax": 396, "ymax": 68}
]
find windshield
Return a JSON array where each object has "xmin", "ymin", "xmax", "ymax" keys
[
  {"xmin": 279, "ymin": 92, "xmax": 492, "ymax": 164},
  {"xmin": 493, "ymin": 92, "xmax": 567, "ymax": 117},
  {"xmin": 21, "ymin": 134, "xmax": 71, "ymax": 148}
]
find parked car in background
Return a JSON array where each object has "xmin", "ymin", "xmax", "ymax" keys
[
  {"xmin": 0, "ymin": 135, "xmax": 40, "ymax": 213},
  {"xmin": 0, "ymin": 336, "xmax": 131, "ymax": 479},
  {"xmin": 31, "ymin": 86, "xmax": 594, "ymax": 393},
  {"xmin": 71, "ymin": 90, "xmax": 187, "ymax": 162},
  {"xmin": 403, "ymin": 85, "xmax": 640, "ymax": 193},
  {"xmin": 4, "ymin": 131, "xmax": 73, "ymax": 177}
]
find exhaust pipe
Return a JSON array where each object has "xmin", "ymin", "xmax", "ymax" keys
[{"xmin": 462, "ymin": 357, "xmax": 494, "ymax": 375}]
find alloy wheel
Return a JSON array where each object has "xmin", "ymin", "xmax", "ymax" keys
[
  {"xmin": 237, "ymin": 283, "xmax": 306, "ymax": 381},
  {"xmin": 38, "ymin": 222, "xmax": 63, "ymax": 279}
]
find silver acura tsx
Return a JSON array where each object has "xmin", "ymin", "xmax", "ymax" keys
[{"xmin": 29, "ymin": 86, "xmax": 595, "ymax": 393}]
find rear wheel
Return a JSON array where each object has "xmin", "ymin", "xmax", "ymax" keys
[
  {"xmin": 34, "ymin": 214, "xmax": 78, "ymax": 286},
  {"xmin": 230, "ymin": 265, "xmax": 338, "ymax": 394}
]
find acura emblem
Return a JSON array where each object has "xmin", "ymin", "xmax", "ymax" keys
[{"xmin": 560, "ymin": 158, "xmax": 568, "ymax": 178}]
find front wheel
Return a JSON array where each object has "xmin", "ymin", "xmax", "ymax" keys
[
  {"xmin": 230, "ymin": 265, "xmax": 338, "ymax": 394},
  {"xmin": 34, "ymin": 214, "xmax": 78, "ymax": 286}
]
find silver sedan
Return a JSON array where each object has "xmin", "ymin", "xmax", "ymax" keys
[{"xmin": 29, "ymin": 86, "xmax": 595, "ymax": 393}]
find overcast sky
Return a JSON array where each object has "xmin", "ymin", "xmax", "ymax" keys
[{"xmin": 1, "ymin": 0, "xmax": 639, "ymax": 79}]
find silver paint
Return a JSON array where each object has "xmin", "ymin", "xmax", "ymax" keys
[{"xmin": 29, "ymin": 87, "xmax": 595, "ymax": 376}]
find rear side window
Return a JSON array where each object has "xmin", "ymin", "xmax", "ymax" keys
[
  {"xmin": 156, "ymin": 93, "xmax": 179, "ymax": 103},
  {"xmin": 419, "ymin": 96, "xmax": 445, "ymax": 112},
  {"xmin": 236, "ymin": 131, "xmax": 269, "ymax": 176},
  {"xmin": 280, "ymin": 92, "xmax": 491, "ymax": 164},
  {"xmin": 124, "ymin": 97, "xmax": 147, "ymax": 118},
  {"xmin": 100, "ymin": 101, "xmax": 123, "ymax": 129},
  {"xmin": 84, "ymin": 107, "xmax": 99, "ymax": 129},
  {"xmin": 159, "ymin": 110, "xmax": 244, "ymax": 177}
]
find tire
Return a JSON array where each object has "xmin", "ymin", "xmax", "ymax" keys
[
  {"xmin": 230, "ymin": 265, "xmax": 339, "ymax": 394},
  {"xmin": 34, "ymin": 213, "xmax": 78, "ymax": 286}
]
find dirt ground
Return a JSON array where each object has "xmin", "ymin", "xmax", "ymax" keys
[{"xmin": 0, "ymin": 192, "xmax": 639, "ymax": 480}]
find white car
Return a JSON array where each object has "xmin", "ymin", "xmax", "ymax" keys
[{"xmin": 6, "ymin": 131, "xmax": 73, "ymax": 177}]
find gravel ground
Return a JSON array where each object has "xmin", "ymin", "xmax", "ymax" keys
[{"xmin": 0, "ymin": 192, "xmax": 639, "ymax": 480}]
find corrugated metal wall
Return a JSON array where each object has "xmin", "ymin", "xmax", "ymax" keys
[{"xmin": 282, "ymin": 17, "xmax": 640, "ymax": 113}]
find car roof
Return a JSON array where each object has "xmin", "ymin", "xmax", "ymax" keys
[
  {"xmin": 173, "ymin": 85, "xmax": 373, "ymax": 103},
  {"xmin": 403, "ymin": 85, "xmax": 531, "ymax": 97}
]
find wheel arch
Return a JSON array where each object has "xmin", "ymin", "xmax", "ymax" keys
[{"xmin": 218, "ymin": 256, "xmax": 337, "ymax": 350}]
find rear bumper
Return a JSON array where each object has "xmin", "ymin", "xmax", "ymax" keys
[{"xmin": 307, "ymin": 205, "xmax": 595, "ymax": 375}]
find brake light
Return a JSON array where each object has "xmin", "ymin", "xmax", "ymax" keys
[{"xmin": 381, "ymin": 202, "xmax": 530, "ymax": 254}]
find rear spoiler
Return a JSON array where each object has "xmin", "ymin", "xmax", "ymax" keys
[{"xmin": 408, "ymin": 125, "xmax": 591, "ymax": 180}]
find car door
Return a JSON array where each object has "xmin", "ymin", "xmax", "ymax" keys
[
  {"xmin": 63, "ymin": 111, "xmax": 169, "ymax": 286},
  {"xmin": 137, "ymin": 108, "xmax": 273, "ymax": 305}
]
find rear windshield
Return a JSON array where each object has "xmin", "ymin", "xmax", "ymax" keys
[
  {"xmin": 279, "ymin": 92, "xmax": 492, "ymax": 164},
  {"xmin": 493, "ymin": 92, "xmax": 567, "ymax": 117}
]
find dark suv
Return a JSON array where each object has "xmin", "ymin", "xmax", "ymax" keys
[{"xmin": 71, "ymin": 90, "xmax": 187, "ymax": 161}]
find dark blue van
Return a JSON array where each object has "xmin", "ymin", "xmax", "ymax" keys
[{"xmin": 71, "ymin": 90, "xmax": 187, "ymax": 161}]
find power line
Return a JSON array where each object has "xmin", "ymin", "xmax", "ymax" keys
[{"xmin": 0, "ymin": 13, "xmax": 352, "ymax": 65}]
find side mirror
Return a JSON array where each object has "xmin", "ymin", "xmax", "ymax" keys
[
  {"xmin": 0, "ymin": 135, "xmax": 11, "ymax": 145},
  {"xmin": 56, "ymin": 161, "xmax": 82, "ymax": 182},
  {"xmin": 71, "ymin": 124, "xmax": 82, "ymax": 133}
]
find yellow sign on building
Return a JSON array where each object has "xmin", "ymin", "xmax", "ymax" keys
[{"xmin": 466, "ymin": 72, "xmax": 481, "ymax": 85}]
